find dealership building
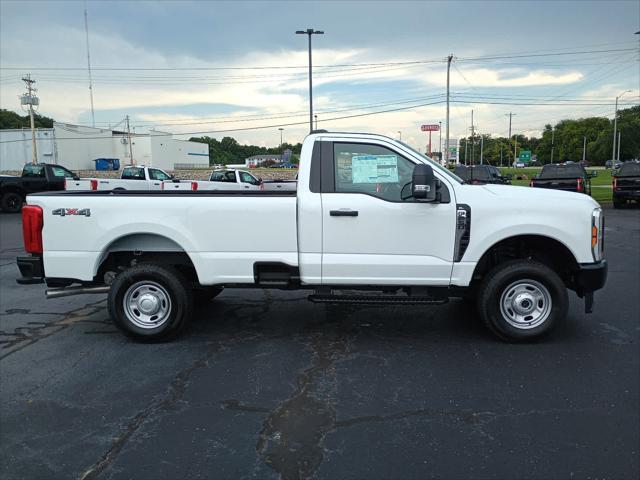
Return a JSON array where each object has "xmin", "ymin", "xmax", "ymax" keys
[{"xmin": 0, "ymin": 123, "xmax": 209, "ymax": 172}]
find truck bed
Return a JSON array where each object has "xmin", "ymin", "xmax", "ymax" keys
[{"xmin": 26, "ymin": 190, "xmax": 298, "ymax": 285}]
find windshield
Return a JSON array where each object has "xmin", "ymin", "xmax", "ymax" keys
[
  {"xmin": 617, "ymin": 162, "xmax": 640, "ymax": 176},
  {"xmin": 396, "ymin": 140, "xmax": 463, "ymax": 184}
]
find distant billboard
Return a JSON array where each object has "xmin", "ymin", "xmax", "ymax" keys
[{"xmin": 421, "ymin": 124, "xmax": 440, "ymax": 132}]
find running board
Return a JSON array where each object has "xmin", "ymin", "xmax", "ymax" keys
[{"xmin": 308, "ymin": 294, "xmax": 448, "ymax": 305}]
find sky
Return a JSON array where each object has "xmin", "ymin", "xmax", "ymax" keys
[{"xmin": 1, "ymin": 0, "xmax": 639, "ymax": 151}]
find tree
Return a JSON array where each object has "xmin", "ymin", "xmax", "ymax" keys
[{"xmin": 0, "ymin": 108, "xmax": 55, "ymax": 129}]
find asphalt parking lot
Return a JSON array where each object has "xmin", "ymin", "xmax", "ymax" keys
[{"xmin": 1, "ymin": 208, "xmax": 638, "ymax": 480}]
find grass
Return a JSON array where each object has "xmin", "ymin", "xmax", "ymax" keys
[{"xmin": 496, "ymin": 166, "xmax": 613, "ymax": 205}]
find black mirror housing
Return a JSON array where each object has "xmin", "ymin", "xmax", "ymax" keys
[{"xmin": 412, "ymin": 164, "xmax": 437, "ymax": 202}]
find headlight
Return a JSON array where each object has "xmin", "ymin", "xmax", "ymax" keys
[{"xmin": 591, "ymin": 208, "xmax": 604, "ymax": 261}]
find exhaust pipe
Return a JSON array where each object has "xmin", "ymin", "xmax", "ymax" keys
[{"xmin": 46, "ymin": 285, "xmax": 110, "ymax": 299}]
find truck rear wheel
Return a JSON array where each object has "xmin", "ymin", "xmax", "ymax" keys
[
  {"xmin": 1, "ymin": 192, "xmax": 23, "ymax": 213},
  {"xmin": 108, "ymin": 263, "xmax": 193, "ymax": 342},
  {"xmin": 477, "ymin": 259, "xmax": 567, "ymax": 342}
]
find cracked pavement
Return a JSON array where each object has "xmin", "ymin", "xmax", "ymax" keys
[{"xmin": 1, "ymin": 209, "xmax": 639, "ymax": 479}]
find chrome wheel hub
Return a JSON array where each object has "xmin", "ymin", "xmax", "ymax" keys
[
  {"xmin": 123, "ymin": 281, "xmax": 172, "ymax": 329},
  {"xmin": 500, "ymin": 279, "xmax": 552, "ymax": 329}
]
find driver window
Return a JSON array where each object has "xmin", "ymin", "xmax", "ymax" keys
[
  {"xmin": 239, "ymin": 171, "xmax": 257, "ymax": 184},
  {"xmin": 333, "ymin": 143, "xmax": 415, "ymax": 202}
]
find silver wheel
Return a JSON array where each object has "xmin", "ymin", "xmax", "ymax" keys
[
  {"xmin": 499, "ymin": 279, "xmax": 552, "ymax": 330},
  {"xmin": 123, "ymin": 281, "xmax": 172, "ymax": 329}
]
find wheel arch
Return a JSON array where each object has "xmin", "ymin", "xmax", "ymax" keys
[
  {"xmin": 471, "ymin": 234, "xmax": 580, "ymax": 288},
  {"xmin": 94, "ymin": 232, "xmax": 200, "ymax": 284}
]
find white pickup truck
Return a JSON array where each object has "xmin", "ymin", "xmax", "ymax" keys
[
  {"xmin": 164, "ymin": 169, "xmax": 263, "ymax": 191},
  {"xmin": 65, "ymin": 165, "xmax": 174, "ymax": 191},
  {"xmin": 17, "ymin": 132, "xmax": 607, "ymax": 343}
]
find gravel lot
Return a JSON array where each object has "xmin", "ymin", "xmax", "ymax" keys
[{"xmin": 0, "ymin": 207, "xmax": 638, "ymax": 479}]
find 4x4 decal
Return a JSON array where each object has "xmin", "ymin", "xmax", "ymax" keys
[{"xmin": 52, "ymin": 208, "xmax": 91, "ymax": 217}]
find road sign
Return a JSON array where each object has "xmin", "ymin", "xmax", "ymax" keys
[
  {"xmin": 421, "ymin": 124, "xmax": 440, "ymax": 132},
  {"xmin": 519, "ymin": 150, "xmax": 532, "ymax": 162}
]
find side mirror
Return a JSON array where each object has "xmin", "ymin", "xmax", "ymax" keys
[
  {"xmin": 590, "ymin": 170, "xmax": 598, "ymax": 177},
  {"xmin": 412, "ymin": 164, "xmax": 437, "ymax": 202},
  {"xmin": 505, "ymin": 173, "xmax": 513, "ymax": 180},
  {"xmin": 73, "ymin": 175, "xmax": 80, "ymax": 181}
]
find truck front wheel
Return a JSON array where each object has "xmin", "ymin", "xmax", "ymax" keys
[
  {"xmin": 477, "ymin": 259, "xmax": 568, "ymax": 342},
  {"xmin": 108, "ymin": 263, "xmax": 193, "ymax": 342}
]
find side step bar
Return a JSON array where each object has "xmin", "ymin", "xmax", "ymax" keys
[
  {"xmin": 46, "ymin": 286, "xmax": 110, "ymax": 299},
  {"xmin": 308, "ymin": 294, "xmax": 448, "ymax": 305}
]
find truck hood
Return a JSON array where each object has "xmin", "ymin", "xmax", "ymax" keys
[{"xmin": 469, "ymin": 183, "xmax": 600, "ymax": 209}]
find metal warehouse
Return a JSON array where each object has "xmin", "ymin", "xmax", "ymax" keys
[{"xmin": 0, "ymin": 123, "xmax": 209, "ymax": 172}]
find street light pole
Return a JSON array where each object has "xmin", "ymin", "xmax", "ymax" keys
[
  {"xmin": 397, "ymin": 131, "xmax": 402, "ymax": 141},
  {"xmin": 278, "ymin": 128, "xmax": 284, "ymax": 150},
  {"xmin": 296, "ymin": 28, "xmax": 324, "ymax": 133},
  {"xmin": 314, "ymin": 114, "xmax": 318, "ymax": 130},
  {"xmin": 438, "ymin": 121, "xmax": 442, "ymax": 159},
  {"xmin": 612, "ymin": 90, "xmax": 631, "ymax": 161}
]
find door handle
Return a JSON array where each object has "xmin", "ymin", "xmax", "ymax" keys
[{"xmin": 330, "ymin": 209, "xmax": 358, "ymax": 217}]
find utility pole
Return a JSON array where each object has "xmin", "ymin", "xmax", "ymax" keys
[
  {"xmin": 397, "ymin": 131, "xmax": 402, "ymax": 141},
  {"xmin": 505, "ymin": 112, "xmax": 515, "ymax": 165},
  {"xmin": 582, "ymin": 136, "xmax": 587, "ymax": 163},
  {"xmin": 612, "ymin": 90, "xmax": 631, "ymax": 161},
  {"xmin": 445, "ymin": 54, "xmax": 453, "ymax": 164},
  {"xmin": 279, "ymin": 127, "xmax": 284, "ymax": 149},
  {"xmin": 513, "ymin": 133, "xmax": 518, "ymax": 162},
  {"xmin": 438, "ymin": 121, "xmax": 442, "ymax": 158},
  {"xmin": 296, "ymin": 28, "xmax": 324, "ymax": 133},
  {"xmin": 470, "ymin": 110, "xmax": 475, "ymax": 166},
  {"xmin": 617, "ymin": 131, "xmax": 621, "ymax": 161},
  {"xmin": 550, "ymin": 128, "xmax": 555, "ymax": 163},
  {"xmin": 126, "ymin": 115, "xmax": 134, "ymax": 165},
  {"xmin": 21, "ymin": 75, "xmax": 39, "ymax": 164},
  {"xmin": 84, "ymin": 0, "xmax": 95, "ymax": 127},
  {"xmin": 480, "ymin": 135, "xmax": 484, "ymax": 165}
]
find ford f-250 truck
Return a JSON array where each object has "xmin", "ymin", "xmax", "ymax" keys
[
  {"xmin": 164, "ymin": 169, "xmax": 263, "ymax": 191},
  {"xmin": 16, "ymin": 132, "xmax": 607, "ymax": 342},
  {"xmin": 65, "ymin": 165, "xmax": 174, "ymax": 191}
]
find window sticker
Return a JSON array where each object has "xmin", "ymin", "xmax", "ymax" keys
[{"xmin": 351, "ymin": 155, "xmax": 399, "ymax": 184}]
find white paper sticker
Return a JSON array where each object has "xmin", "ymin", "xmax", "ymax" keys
[{"xmin": 351, "ymin": 155, "xmax": 399, "ymax": 184}]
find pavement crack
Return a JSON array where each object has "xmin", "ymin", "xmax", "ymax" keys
[
  {"xmin": 79, "ymin": 340, "xmax": 227, "ymax": 480},
  {"xmin": 0, "ymin": 300, "xmax": 107, "ymax": 359},
  {"xmin": 256, "ymin": 333, "xmax": 349, "ymax": 480}
]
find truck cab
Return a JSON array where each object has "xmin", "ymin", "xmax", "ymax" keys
[{"xmin": 65, "ymin": 165, "xmax": 173, "ymax": 191}]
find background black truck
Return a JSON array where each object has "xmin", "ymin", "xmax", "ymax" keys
[
  {"xmin": 0, "ymin": 163, "xmax": 77, "ymax": 213},
  {"xmin": 530, "ymin": 163, "xmax": 596, "ymax": 195},
  {"xmin": 612, "ymin": 161, "xmax": 640, "ymax": 208}
]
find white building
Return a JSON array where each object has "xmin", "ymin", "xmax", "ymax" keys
[{"xmin": 0, "ymin": 123, "xmax": 209, "ymax": 172}]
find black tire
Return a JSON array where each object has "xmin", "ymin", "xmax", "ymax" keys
[
  {"xmin": 1, "ymin": 192, "xmax": 23, "ymax": 213},
  {"xmin": 194, "ymin": 286, "xmax": 224, "ymax": 305},
  {"xmin": 613, "ymin": 199, "xmax": 624, "ymax": 209},
  {"xmin": 477, "ymin": 259, "xmax": 568, "ymax": 342},
  {"xmin": 107, "ymin": 263, "xmax": 193, "ymax": 342}
]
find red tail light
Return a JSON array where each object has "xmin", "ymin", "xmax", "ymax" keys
[
  {"xmin": 613, "ymin": 177, "xmax": 618, "ymax": 190},
  {"xmin": 90, "ymin": 179, "xmax": 98, "ymax": 190},
  {"xmin": 577, "ymin": 178, "xmax": 583, "ymax": 192},
  {"xmin": 191, "ymin": 181, "xmax": 198, "ymax": 191},
  {"xmin": 22, "ymin": 205, "xmax": 43, "ymax": 254},
  {"xmin": 64, "ymin": 178, "xmax": 68, "ymax": 190},
  {"xmin": 260, "ymin": 182, "xmax": 265, "ymax": 191}
]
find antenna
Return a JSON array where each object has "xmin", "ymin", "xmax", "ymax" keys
[{"xmin": 84, "ymin": 0, "xmax": 95, "ymax": 127}]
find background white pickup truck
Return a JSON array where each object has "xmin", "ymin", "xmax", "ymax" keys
[
  {"xmin": 18, "ymin": 132, "xmax": 607, "ymax": 343},
  {"xmin": 164, "ymin": 169, "xmax": 263, "ymax": 191},
  {"xmin": 65, "ymin": 165, "xmax": 174, "ymax": 191}
]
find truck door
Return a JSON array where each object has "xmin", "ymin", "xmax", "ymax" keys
[
  {"xmin": 147, "ymin": 168, "xmax": 169, "ymax": 190},
  {"xmin": 238, "ymin": 171, "xmax": 261, "ymax": 190},
  {"xmin": 320, "ymin": 140, "xmax": 456, "ymax": 286}
]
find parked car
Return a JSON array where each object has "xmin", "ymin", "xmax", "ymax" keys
[
  {"xmin": 605, "ymin": 160, "xmax": 622, "ymax": 170},
  {"xmin": 65, "ymin": 165, "xmax": 174, "ymax": 191},
  {"xmin": 0, "ymin": 163, "xmax": 77, "ymax": 213},
  {"xmin": 163, "ymin": 169, "xmax": 263, "ymax": 191},
  {"xmin": 612, "ymin": 161, "xmax": 640, "ymax": 208},
  {"xmin": 17, "ymin": 132, "xmax": 607, "ymax": 343},
  {"xmin": 530, "ymin": 163, "xmax": 596, "ymax": 195},
  {"xmin": 454, "ymin": 165, "xmax": 512, "ymax": 185}
]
